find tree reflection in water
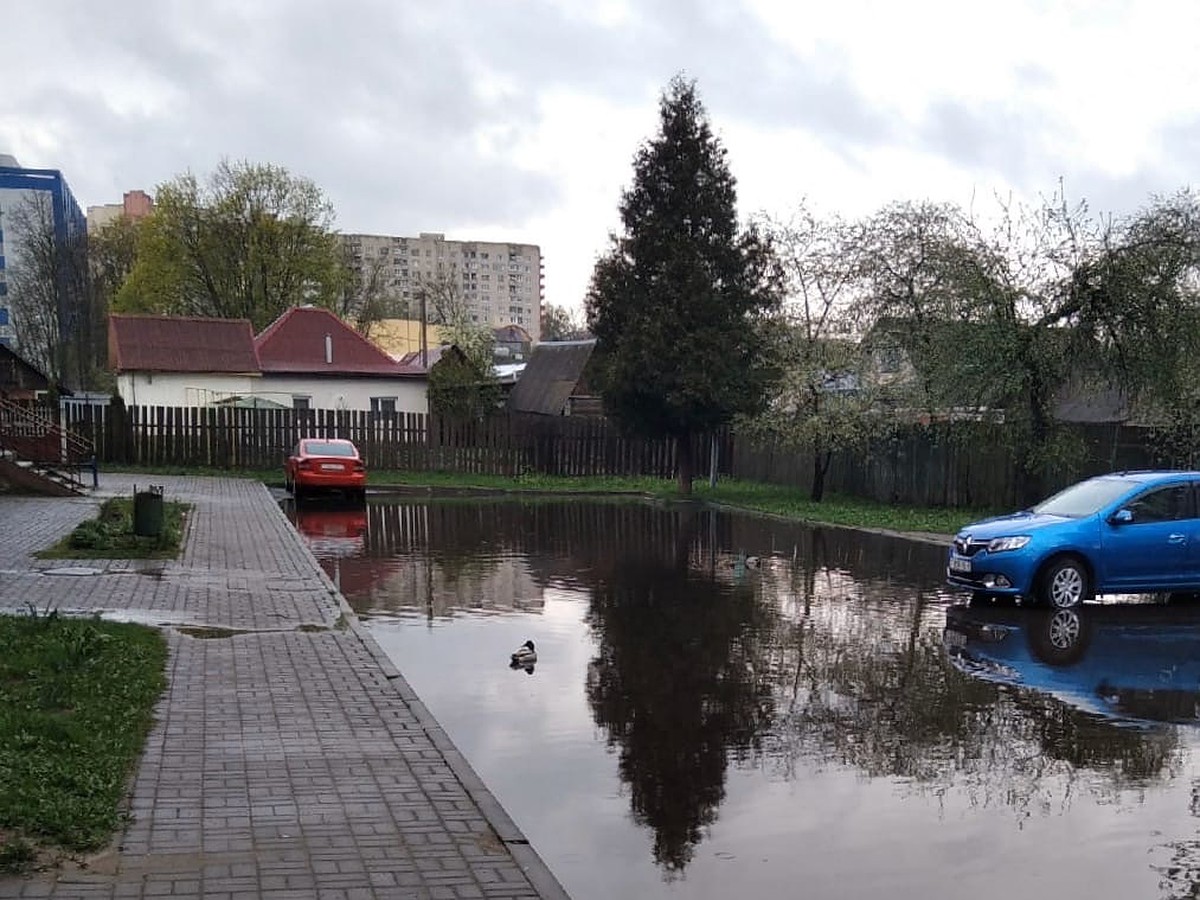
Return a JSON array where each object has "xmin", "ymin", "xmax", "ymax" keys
[
  {"xmin": 582, "ymin": 515, "xmax": 1181, "ymax": 872},
  {"xmin": 306, "ymin": 498, "xmax": 1185, "ymax": 878},
  {"xmin": 585, "ymin": 559, "xmax": 778, "ymax": 872}
]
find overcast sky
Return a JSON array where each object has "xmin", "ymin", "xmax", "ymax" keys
[{"xmin": 3, "ymin": 0, "xmax": 1198, "ymax": 315}]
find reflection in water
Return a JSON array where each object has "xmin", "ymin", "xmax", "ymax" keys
[
  {"xmin": 585, "ymin": 559, "xmax": 777, "ymax": 872},
  {"xmin": 292, "ymin": 499, "xmax": 367, "ymax": 558},
  {"xmin": 289, "ymin": 497, "xmax": 1199, "ymax": 899},
  {"xmin": 946, "ymin": 602, "xmax": 1200, "ymax": 726}
]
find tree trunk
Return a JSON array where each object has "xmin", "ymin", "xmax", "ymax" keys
[
  {"xmin": 676, "ymin": 433, "xmax": 694, "ymax": 495},
  {"xmin": 810, "ymin": 443, "xmax": 832, "ymax": 502},
  {"xmin": 1020, "ymin": 370, "xmax": 1050, "ymax": 507}
]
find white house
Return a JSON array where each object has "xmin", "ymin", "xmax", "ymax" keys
[
  {"xmin": 108, "ymin": 308, "xmax": 430, "ymax": 413},
  {"xmin": 253, "ymin": 306, "xmax": 427, "ymax": 413},
  {"xmin": 109, "ymin": 315, "xmax": 263, "ymax": 407}
]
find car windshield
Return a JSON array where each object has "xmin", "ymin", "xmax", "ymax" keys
[
  {"xmin": 1032, "ymin": 477, "xmax": 1138, "ymax": 518},
  {"xmin": 303, "ymin": 441, "xmax": 357, "ymax": 457}
]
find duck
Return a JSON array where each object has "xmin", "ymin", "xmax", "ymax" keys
[{"xmin": 510, "ymin": 640, "xmax": 537, "ymax": 665}]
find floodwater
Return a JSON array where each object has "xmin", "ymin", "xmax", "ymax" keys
[{"xmin": 285, "ymin": 495, "xmax": 1200, "ymax": 900}]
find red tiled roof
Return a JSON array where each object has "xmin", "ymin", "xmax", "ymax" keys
[
  {"xmin": 108, "ymin": 315, "xmax": 260, "ymax": 373},
  {"xmin": 255, "ymin": 307, "xmax": 419, "ymax": 376}
]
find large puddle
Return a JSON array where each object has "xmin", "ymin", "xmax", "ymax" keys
[{"xmin": 287, "ymin": 496, "xmax": 1200, "ymax": 900}]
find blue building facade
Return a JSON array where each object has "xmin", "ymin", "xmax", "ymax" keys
[{"xmin": 0, "ymin": 156, "xmax": 87, "ymax": 350}]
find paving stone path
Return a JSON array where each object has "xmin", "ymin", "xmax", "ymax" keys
[{"xmin": 0, "ymin": 475, "xmax": 568, "ymax": 900}]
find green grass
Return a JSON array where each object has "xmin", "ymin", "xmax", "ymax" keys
[
  {"xmin": 371, "ymin": 470, "xmax": 673, "ymax": 494},
  {"xmin": 0, "ymin": 610, "xmax": 167, "ymax": 872},
  {"xmin": 692, "ymin": 480, "xmax": 986, "ymax": 535},
  {"xmin": 37, "ymin": 496, "xmax": 190, "ymax": 560},
  {"xmin": 360, "ymin": 471, "xmax": 987, "ymax": 535}
]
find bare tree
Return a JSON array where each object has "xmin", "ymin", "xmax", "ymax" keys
[
  {"xmin": 745, "ymin": 204, "xmax": 884, "ymax": 500},
  {"xmin": 6, "ymin": 192, "xmax": 90, "ymax": 389},
  {"xmin": 541, "ymin": 302, "xmax": 587, "ymax": 341},
  {"xmin": 412, "ymin": 269, "xmax": 470, "ymax": 326},
  {"xmin": 335, "ymin": 242, "xmax": 401, "ymax": 338}
]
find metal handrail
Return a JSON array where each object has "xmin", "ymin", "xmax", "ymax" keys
[{"xmin": 0, "ymin": 398, "xmax": 95, "ymax": 468}]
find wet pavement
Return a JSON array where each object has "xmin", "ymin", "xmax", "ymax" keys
[
  {"xmin": 0, "ymin": 476, "xmax": 566, "ymax": 899},
  {"xmin": 293, "ymin": 496, "xmax": 1200, "ymax": 900}
]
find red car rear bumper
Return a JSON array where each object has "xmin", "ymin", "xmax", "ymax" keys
[{"xmin": 293, "ymin": 470, "xmax": 366, "ymax": 490}]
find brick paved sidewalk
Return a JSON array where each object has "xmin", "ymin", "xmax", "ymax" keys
[{"xmin": 0, "ymin": 475, "xmax": 568, "ymax": 900}]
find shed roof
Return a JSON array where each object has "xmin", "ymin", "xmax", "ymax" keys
[
  {"xmin": 108, "ymin": 315, "xmax": 259, "ymax": 374},
  {"xmin": 507, "ymin": 339, "xmax": 596, "ymax": 415},
  {"xmin": 0, "ymin": 344, "xmax": 69, "ymax": 396}
]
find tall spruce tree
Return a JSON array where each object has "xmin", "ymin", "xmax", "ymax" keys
[{"xmin": 586, "ymin": 76, "xmax": 781, "ymax": 493}]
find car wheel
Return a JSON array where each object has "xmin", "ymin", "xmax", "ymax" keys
[
  {"xmin": 1027, "ymin": 608, "xmax": 1092, "ymax": 666},
  {"xmin": 1038, "ymin": 556, "xmax": 1090, "ymax": 609}
]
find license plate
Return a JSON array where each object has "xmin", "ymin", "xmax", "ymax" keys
[
  {"xmin": 949, "ymin": 556, "xmax": 971, "ymax": 573},
  {"xmin": 320, "ymin": 463, "xmax": 343, "ymax": 471}
]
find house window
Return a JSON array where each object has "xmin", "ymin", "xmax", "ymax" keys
[
  {"xmin": 371, "ymin": 396, "xmax": 397, "ymax": 415},
  {"xmin": 292, "ymin": 395, "xmax": 312, "ymax": 411}
]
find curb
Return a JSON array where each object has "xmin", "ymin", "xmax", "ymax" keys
[{"xmin": 263, "ymin": 485, "xmax": 571, "ymax": 900}]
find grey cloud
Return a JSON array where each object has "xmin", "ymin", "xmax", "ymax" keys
[
  {"xmin": 916, "ymin": 98, "xmax": 1048, "ymax": 177},
  {"xmin": 0, "ymin": 0, "xmax": 905, "ymax": 238},
  {"xmin": 909, "ymin": 95, "xmax": 1175, "ymax": 219}
]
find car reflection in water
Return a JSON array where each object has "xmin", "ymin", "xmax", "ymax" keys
[
  {"xmin": 944, "ymin": 600, "xmax": 1200, "ymax": 725},
  {"xmin": 290, "ymin": 499, "xmax": 368, "ymax": 559}
]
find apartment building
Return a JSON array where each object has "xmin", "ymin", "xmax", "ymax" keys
[
  {"xmin": 0, "ymin": 154, "xmax": 86, "ymax": 350},
  {"xmin": 86, "ymin": 189, "xmax": 154, "ymax": 231},
  {"xmin": 343, "ymin": 232, "xmax": 544, "ymax": 341}
]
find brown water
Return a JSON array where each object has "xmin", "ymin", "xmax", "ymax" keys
[{"xmin": 287, "ymin": 496, "xmax": 1200, "ymax": 900}]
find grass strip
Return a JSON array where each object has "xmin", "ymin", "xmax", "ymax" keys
[
  {"xmin": 37, "ymin": 497, "xmax": 189, "ymax": 560},
  {"xmin": 360, "ymin": 471, "xmax": 986, "ymax": 535},
  {"xmin": 0, "ymin": 610, "xmax": 167, "ymax": 873},
  {"xmin": 107, "ymin": 465, "xmax": 988, "ymax": 535}
]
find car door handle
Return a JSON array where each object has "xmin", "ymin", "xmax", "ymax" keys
[{"xmin": 1169, "ymin": 533, "xmax": 1187, "ymax": 544}]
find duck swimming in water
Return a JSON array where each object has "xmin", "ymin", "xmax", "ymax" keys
[{"xmin": 510, "ymin": 640, "xmax": 537, "ymax": 665}]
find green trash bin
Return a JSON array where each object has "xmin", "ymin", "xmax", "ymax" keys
[{"xmin": 133, "ymin": 486, "xmax": 164, "ymax": 537}]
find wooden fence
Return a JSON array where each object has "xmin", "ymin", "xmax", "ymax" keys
[
  {"xmin": 729, "ymin": 422, "xmax": 1162, "ymax": 508},
  {"xmin": 61, "ymin": 404, "xmax": 693, "ymax": 479},
  {"xmin": 55, "ymin": 403, "xmax": 1178, "ymax": 508}
]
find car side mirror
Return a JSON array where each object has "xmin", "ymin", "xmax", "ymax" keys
[{"xmin": 1110, "ymin": 508, "xmax": 1134, "ymax": 525}]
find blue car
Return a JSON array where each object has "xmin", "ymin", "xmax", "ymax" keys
[
  {"xmin": 947, "ymin": 470, "xmax": 1200, "ymax": 608},
  {"xmin": 944, "ymin": 602, "xmax": 1200, "ymax": 725}
]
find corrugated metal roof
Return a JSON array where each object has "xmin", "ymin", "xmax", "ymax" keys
[
  {"xmin": 508, "ymin": 340, "xmax": 596, "ymax": 415},
  {"xmin": 255, "ymin": 306, "xmax": 417, "ymax": 376},
  {"xmin": 108, "ymin": 315, "xmax": 259, "ymax": 374}
]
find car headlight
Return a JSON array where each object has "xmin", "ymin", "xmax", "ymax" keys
[{"xmin": 987, "ymin": 535, "xmax": 1030, "ymax": 553}]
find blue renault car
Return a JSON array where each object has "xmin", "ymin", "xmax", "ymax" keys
[
  {"xmin": 947, "ymin": 470, "xmax": 1200, "ymax": 608},
  {"xmin": 944, "ymin": 603, "xmax": 1200, "ymax": 725}
]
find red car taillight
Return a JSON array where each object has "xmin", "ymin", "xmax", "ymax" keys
[
  {"xmin": 354, "ymin": 461, "xmax": 365, "ymax": 472},
  {"xmin": 298, "ymin": 460, "xmax": 313, "ymax": 471}
]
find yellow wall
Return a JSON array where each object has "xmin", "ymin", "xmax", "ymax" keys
[{"xmin": 365, "ymin": 319, "xmax": 444, "ymax": 359}]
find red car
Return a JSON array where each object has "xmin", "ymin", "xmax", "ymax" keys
[{"xmin": 285, "ymin": 438, "xmax": 366, "ymax": 500}]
